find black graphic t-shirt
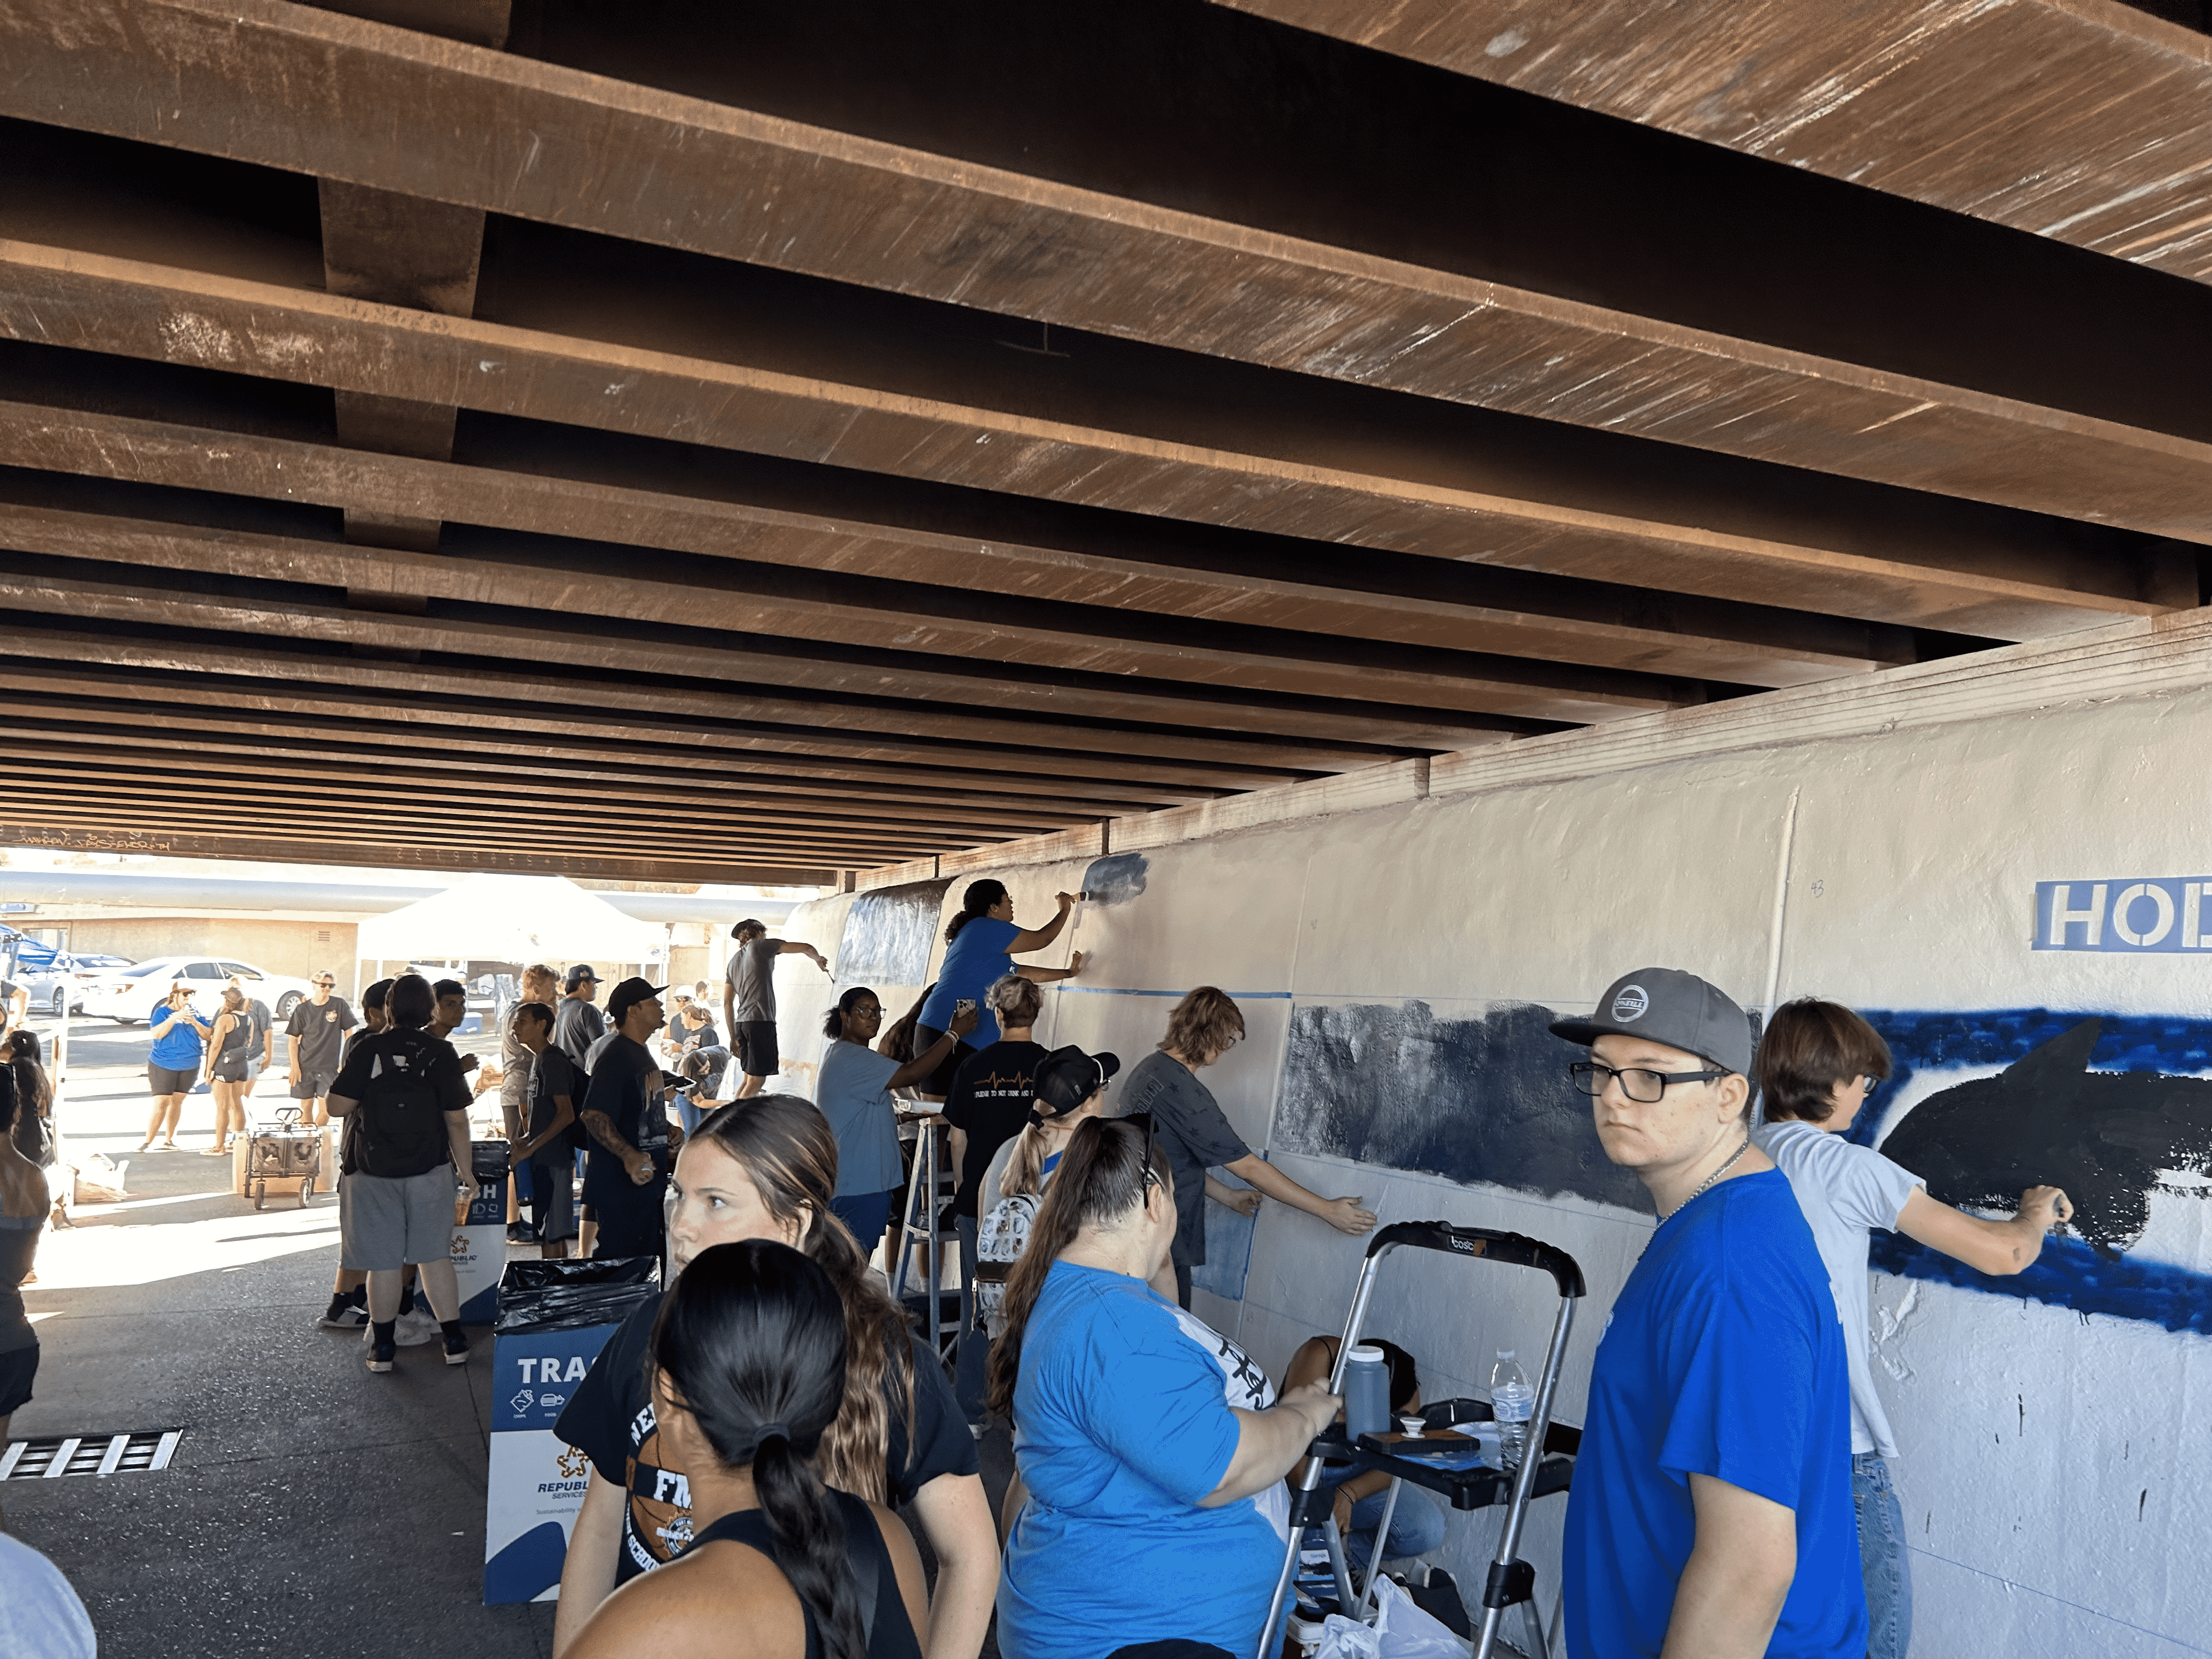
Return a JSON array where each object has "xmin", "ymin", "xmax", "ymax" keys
[
  {"xmin": 555, "ymin": 1288, "xmax": 979, "ymax": 1585},
  {"xmin": 943, "ymin": 1040, "xmax": 1049, "ymax": 1218},
  {"xmin": 286, "ymin": 996, "xmax": 357, "ymax": 1076}
]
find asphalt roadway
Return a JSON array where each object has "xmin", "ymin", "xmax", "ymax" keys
[{"xmin": 5, "ymin": 1013, "xmax": 1014, "ymax": 1659}]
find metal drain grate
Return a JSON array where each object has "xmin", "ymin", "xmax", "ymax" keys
[{"xmin": 0, "ymin": 1431, "xmax": 182, "ymax": 1480}]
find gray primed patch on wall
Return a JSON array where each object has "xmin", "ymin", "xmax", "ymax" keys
[
  {"xmin": 1080, "ymin": 853, "xmax": 1148, "ymax": 905},
  {"xmin": 1277, "ymin": 1000, "xmax": 1651, "ymax": 1214},
  {"xmin": 834, "ymin": 878, "xmax": 953, "ymax": 988}
]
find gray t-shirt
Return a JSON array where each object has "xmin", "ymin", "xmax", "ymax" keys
[
  {"xmin": 552, "ymin": 997, "xmax": 606, "ymax": 1072},
  {"xmin": 1754, "ymin": 1118, "xmax": 1925, "ymax": 1458},
  {"xmin": 1117, "ymin": 1051, "xmax": 1250, "ymax": 1270},
  {"xmin": 726, "ymin": 938, "xmax": 784, "ymax": 1024}
]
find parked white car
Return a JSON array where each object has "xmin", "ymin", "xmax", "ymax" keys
[
  {"xmin": 77, "ymin": 956, "xmax": 320, "ymax": 1025},
  {"xmin": 16, "ymin": 952, "xmax": 133, "ymax": 1017}
]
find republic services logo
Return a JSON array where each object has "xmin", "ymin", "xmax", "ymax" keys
[
  {"xmin": 1611, "ymin": 984, "xmax": 1649, "ymax": 1022},
  {"xmin": 557, "ymin": 1446, "xmax": 589, "ymax": 1479}
]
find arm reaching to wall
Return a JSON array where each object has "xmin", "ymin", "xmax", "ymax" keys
[
  {"xmin": 1897, "ymin": 1184, "xmax": 2070, "ymax": 1276},
  {"xmin": 1220, "ymin": 1153, "xmax": 1375, "ymax": 1236}
]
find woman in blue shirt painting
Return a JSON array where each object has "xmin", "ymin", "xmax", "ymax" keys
[
  {"xmin": 914, "ymin": 883, "xmax": 1085, "ymax": 1097},
  {"xmin": 986, "ymin": 1116, "xmax": 1338, "ymax": 1659}
]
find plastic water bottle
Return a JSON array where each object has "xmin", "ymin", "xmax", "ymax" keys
[
  {"xmin": 1490, "ymin": 1350, "xmax": 1533, "ymax": 1471},
  {"xmin": 1342, "ymin": 1344, "xmax": 1390, "ymax": 1443}
]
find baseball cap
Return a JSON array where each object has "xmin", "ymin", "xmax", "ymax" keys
[
  {"xmin": 565, "ymin": 964, "xmax": 601, "ymax": 992},
  {"xmin": 605, "ymin": 977, "xmax": 667, "ymax": 1025},
  {"xmin": 1032, "ymin": 1046, "xmax": 1121, "ymax": 1119},
  {"xmin": 1548, "ymin": 967, "xmax": 1754, "ymax": 1077}
]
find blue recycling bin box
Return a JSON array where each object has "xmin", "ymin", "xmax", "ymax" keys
[{"xmin": 483, "ymin": 1256, "xmax": 661, "ymax": 1604}]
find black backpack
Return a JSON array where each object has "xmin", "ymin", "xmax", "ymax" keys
[{"xmin": 346, "ymin": 1032, "xmax": 455, "ymax": 1179}]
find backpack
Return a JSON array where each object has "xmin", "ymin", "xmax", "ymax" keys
[
  {"xmin": 345, "ymin": 1033, "xmax": 454, "ymax": 1179},
  {"xmin": 973, "ymin": 1189, "xmax": 1040, "ymax": 1338}
]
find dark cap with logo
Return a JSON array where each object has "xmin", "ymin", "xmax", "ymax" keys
[
  {"xmin": 1032, "ymin": 1045, "xmax": 1121, "ymax": 1119},
  {"xmin": 1548, "ymin": 967, "xmax": 1754, "ymax": 1077},
  {"xmin": 565, "ymin": 964, "xmax": 601, "ymax": 992},
  {"xmin": 605, "ymin": 977, "xmax": 667, "ymax": 1025}
]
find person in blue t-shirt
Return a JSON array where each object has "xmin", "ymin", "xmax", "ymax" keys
[
  {"xmin": 1552, "ymin": 967, "xmax": 1865, "ymax": 1659},
  {"xmin": 913, "ymin": 881, "xmax": 1086, "ymax": 1097},
  {"xmin": 139, "ymin": 981, "xmax": 212, "ymax": 1152},
  {"xmin": 987, "ymin": 1114, "xmax": 1338, "ymax": 1659}
]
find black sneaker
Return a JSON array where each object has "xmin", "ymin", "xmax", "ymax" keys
[
  {"xmin": 368, "ymin": 1336, "xmax": 397, "ymax": 1373},
  {"xmin": 442, "ymin": 1328, "xmax": 470, "ymax": 1367},
  {"xmin": 505, "ymin": 1222, "xmax": 537, "ymax": 1245},
  {"xmin": 318, "ymin": 1291, "xmax": 369, "ymax": 1331}
]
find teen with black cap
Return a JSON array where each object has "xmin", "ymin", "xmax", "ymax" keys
[
  {"xmin": 579, "ymin": 977, "xmax": 683, "ymax": 1261},
  {"xmin": 1553, "ymin": 967, "xmax": 1864, "ymax": 1659}
]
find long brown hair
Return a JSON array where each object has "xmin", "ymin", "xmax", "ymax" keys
[
  {"xmin": 985, "ymin": 1116, "xmax": 1165, "ymax": 1421},
  {"xmin": 687, "ymin": 1094, "xmax": 915, "ymax": 1503},
  {"xmin": 1160, "ymin": 986, "xmax": 1245, "ymax": 1066}
]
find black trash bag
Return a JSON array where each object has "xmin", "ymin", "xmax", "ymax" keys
[
  {"xmin": 471, "ymin": 1139, "xmax": 512, "ymax": 1184},
  {"xmin": 494, "ymin": 1255, "xmax": 661, "ymax": 1334}
]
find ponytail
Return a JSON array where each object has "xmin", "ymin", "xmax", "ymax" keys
[
  {"xmin": 752, "ymin": 1431, "xmax": 867, "ymax": 1659},
  {"xmin": 997, "ymin": 1119, "xmax": 1054, "ymax": 1201},
  {"xmin": 651, "ymin": 1240, "xmax": 868, "ymax": 1659},
  {"xmin": 945, "ymin": 879, "xmax": 1008, "ymax": 944},
  {"xmin": 985, "ymin": 1116, "xmax": 1164, "ymax": 1421},
  {"xmin": 823, "ymin": 985, "xmax": 875, "ymax": 1042}
]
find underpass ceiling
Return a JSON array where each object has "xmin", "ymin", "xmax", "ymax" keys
[{"xmin": 0, "ymin": 0, "xmax": 2203, "ymax": 879}]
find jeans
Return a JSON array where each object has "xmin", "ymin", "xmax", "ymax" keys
[
  {"xmin": 1305, "ymin": 1477, "xmax": 1448, "ymax": 1577},
  {"xmin": 675, "ymin": 1097, "xmax": 702, "ymax": 1136},
  {"xmin": 832, "ymin": 1189, "xmax": 896, "ymax": 1259},
  {"xmin": 1854, "ymin": 1451, "xmax": 1912, "ymax": 1659},
  {"xmin": 954, "ymin": 1212, "xmax": 989, "ymax": 1425}
]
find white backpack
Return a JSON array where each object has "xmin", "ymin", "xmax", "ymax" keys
[{"xmin": 973, "ymin": 1190, "xmax": 1040, "ymax": 1338}]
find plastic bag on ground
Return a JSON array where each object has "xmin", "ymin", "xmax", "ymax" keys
[
  {"xmin": 1312, "ymin": 1613, "xmax": 1382, "ymax": 1659},
  {"xmin": 1372, "ymin": 1576, "xmax": 1471, "ymax": 1658}
]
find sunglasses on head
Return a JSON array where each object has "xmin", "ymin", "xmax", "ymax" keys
[{"xmin": 1115, "ymin": 1111, "xmax": 1161, "ymax": 1190}]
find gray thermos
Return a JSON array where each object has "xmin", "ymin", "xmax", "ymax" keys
[{"xmin": 1342, "ymin": 1344, "xmax": 1390, "ymax": 1442}]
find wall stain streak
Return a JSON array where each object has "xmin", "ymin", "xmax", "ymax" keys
[
  {"xmin": 833, "ymin": 877, "xmax": 952, "ymax": 988},
  {"xmin": 1276, "ymin": 1000, "xmax": 1648, "ymax": 1213}
]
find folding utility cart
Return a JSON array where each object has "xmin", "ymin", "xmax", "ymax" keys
[{"xmin": 1260, "ymin": 1221, "xmax": 1585, "ymax": 1659}]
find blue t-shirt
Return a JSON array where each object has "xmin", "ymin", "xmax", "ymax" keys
[
  {"xmin": 148, "ymin": 1001, "xmax": 206, "ymax": 1068},
  {"xmin": 1564, "ymin": 1170, "xmax": 1864, "ymax": 1659},
  {"xmin": 998, "ymin": 1261, "xmax": 1284, "ymax": 1659},
  {"xmin": 919, "ymin": 917, "xmax": 1024, "ymax": 1047},
  {"xmin": 814, "ymin": 1040, "xmax": 905, "ymax": 1197}
]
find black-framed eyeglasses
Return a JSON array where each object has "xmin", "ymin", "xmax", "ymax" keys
[{"xmin": 1570, "ymin": 1060, "xmax": 1728, "ymax": 1104}]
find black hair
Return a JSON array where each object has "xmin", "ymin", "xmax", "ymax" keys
[
  {"xmin": 385, "ymin": 973, "xmax": 435, "ymax": 1030},
  {"xmin": 362, "ymin": 977, "xmax": 395, "ymax": 1013},
  {"xmin": 432, "ymin": 978, "xmax": 466, "ymax": 1001},
  {"xmin": 511, "ymin": 1000, "xmax": 555, "ymax": 1035},
  {"xmin": 1364, "ymin": 1338, "xmax": 1420, "ymax": 1415},
  {"xmin": 944, "ymin": 878, "xmax": 1008, "ymax": 943},
  {"xmin": 651, "ymin": 1241, "xmax": 865, "ymax": 1659},
  {"xmin": 733, "ymin": 919, "xmax": 767, "ymax": 941},
  {"xmin": 6, "ymin": 1030, "xmax": 51, "ymax": 1124},
  {"xmin": 821, "ymin": 985, "xmax": 878, "ymax": 1040}
]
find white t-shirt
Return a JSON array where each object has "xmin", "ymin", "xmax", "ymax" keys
[
  {"xmin": 0, "ymin": 1534, "xmax": 97, "ymax": 1658},
  {"xmin": 1754, "ymin": 1118, "xmax": 1925, "ymax": 1458}
]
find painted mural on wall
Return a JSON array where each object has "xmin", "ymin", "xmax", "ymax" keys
[
  {"xmin": 1276, "ymin": 1000, "xmax": 1651, "ymax": 1214},
  {"xmin": 832, "ymin": 878, "xmax": 951, "ymax": 988},
  {"xmin": 1859, "ymin": 1010, "xmax": 2212, "ymax": 1336}
]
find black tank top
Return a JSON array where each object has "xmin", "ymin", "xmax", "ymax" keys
[
  {"xmin": 687, "ymin": 1488, "xmax": 923, "ymax": 1659},
  {"xmin": 0, "ymin": 1211, "xmax": 40, "ymax": 1352}
]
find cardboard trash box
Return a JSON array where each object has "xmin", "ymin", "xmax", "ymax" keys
[{"xmin": 483, "ymin": 1256, "xmax": 661, "ymax": 1605}]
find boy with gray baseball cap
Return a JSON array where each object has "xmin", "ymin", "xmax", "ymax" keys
[{"xmin": 1554, "ymin": 967, "xmax": 1865, "ymax": 1659}]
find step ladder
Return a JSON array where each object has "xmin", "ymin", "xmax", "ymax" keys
[{"xmin": 888, "ymin": 1113, "xmax": 960, "ymax": 1359}]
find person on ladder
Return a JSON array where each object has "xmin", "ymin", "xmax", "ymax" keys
[{"xmin": 1280, "ymin": 1335, "xmax": 1447, "ymax": 1578}]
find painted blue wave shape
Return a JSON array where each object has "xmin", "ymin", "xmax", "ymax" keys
[{"xmin": 1853, "ymin": 1008, "xmax": 2212, "ymax": 1334}]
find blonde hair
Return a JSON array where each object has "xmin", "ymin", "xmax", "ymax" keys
[
  {"xmin": 997, "ymin": 1091, "xmax": 1105, "ymax": 1200},
  {"xmin": 986, "ymin": 973, "xmax": 1042, "ymax": 1029},
  {"xmin": 1160, "ymin": 986, "xmax": 1245, "ymax": 1066}
]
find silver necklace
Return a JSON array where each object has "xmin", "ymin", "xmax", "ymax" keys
[{"xmin": 1661, "ymin": 1134, "xmax": 1752, "ymax": 1222}]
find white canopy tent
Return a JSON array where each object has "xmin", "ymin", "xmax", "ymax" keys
[{"xmin": 353, "ymin": 873, "xmax": 665, "ymax": 977}]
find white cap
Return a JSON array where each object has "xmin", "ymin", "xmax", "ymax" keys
[{"xmin": 1347, "ymin": 1344, "xmax": 1385, "ymax": 1362}]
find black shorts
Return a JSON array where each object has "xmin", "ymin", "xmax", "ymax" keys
[
  {"xmin": 0, "ymin": 1341, "xmax": 38, "ymax": 1415},
  {"xmin": 910, "ymin": 1025, "xmax": 976, "ymax": 1098},
  {"xmin": 735, "ymin": 1020, "xmax": 780, "ymax": 1079},
  {"xmin": 210, "ymin": 1052, "xmax": 250, "ymax": 1083},
  {"xmin": 148, "ymin": 1063, "xmax": 198, "ymax": 1095}
]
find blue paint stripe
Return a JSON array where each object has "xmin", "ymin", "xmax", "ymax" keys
[{"xmin": 1053, "ymin": 985, "xmax": 1293, "ymax": 999}]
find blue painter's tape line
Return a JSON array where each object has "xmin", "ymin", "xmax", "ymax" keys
[{"xmin": 1054, "ymin": 986, "xmax": 1293, "ymax": 999}]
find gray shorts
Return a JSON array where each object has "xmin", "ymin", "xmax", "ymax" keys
[{"xmin": 339, "ymin": 1166, "xmax": 461, "ymax": 1271}]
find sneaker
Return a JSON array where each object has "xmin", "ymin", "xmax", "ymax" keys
[
  {"xmin": 505, "ymin": 1222, "xmax": 538, "ymax": 1245},
  {"xmin": 367, "ymin": 1336, "xmax": 397, "ymax": 1373},
  {"xmin": 318, "ymin": 1292, "xmax": 369, "ymax": 1330},
  {"xmin": 442, "ymin": 1329, "xmax": 471, "ymax": 1367}
]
